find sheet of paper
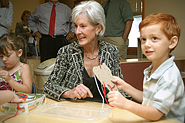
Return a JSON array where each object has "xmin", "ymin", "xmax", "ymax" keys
[{"xmin": 93, "ymin": 63, "xmax": 118, "ymax": 91}]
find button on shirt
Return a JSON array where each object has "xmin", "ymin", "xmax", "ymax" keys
[
  {"xmin": 142, "ymin": 56, "xmax": 185, "ymax": 122},
  {"xmin": 28, "ymin": 1, "xmax": 74, "ymax": 36}
]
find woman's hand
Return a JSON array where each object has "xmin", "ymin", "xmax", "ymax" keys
[
  {"xmin": 62, "ymin": 84, "xmax": 93, "ymax": 99},
  {"xmin": 26, "ymin": 32, "xmax": 31, "ymax": 37}
]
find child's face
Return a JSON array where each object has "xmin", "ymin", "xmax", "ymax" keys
[
  {"xmin": 140, "ymin": 23, "xmax": 171, "ymax": 64},
  {"xmin": 0, "ymin": 48, "xmax": 21, "ymax": 68}
]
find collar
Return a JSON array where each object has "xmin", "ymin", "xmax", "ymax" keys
[
  {"xmin": 144, "ymin": 55, "xmax": 175, "ymax": 80},
  {"xmin": 49, "ymin": 1, "xmax": 59, "ymax": 6},
  {"xmin": 71, "ymin": 40, "xmax": 108, "ymax": 82}
]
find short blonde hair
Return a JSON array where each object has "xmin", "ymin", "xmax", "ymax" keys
[{"xmin": 72, "ymin": 0, "xmax": 105, "ymax": 38}]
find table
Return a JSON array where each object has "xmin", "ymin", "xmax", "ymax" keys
[{"xmin": 0, "ymin": 98, "xmax": 180, "ymax": 123}]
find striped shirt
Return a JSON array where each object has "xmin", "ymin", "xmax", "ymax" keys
[
  {"xmin": 142, "ymin": 56, "xmax": 185, "ymax": 122},
  {"xmin": 28, "ymin": 1, "xmax": 74, "ymax": 36}
]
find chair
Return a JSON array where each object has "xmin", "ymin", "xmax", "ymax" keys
[{"xmin": 32, "ymin": 82, "xmax": 36, "ymax": 94}]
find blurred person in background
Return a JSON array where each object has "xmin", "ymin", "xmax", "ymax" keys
[
  {"xmin": 15, "ymin": 10, "xmax": 38, "ymax": 56},
  {"xmin": 0, "ymin": 0, "xmax": 13, "ymax": 65}
]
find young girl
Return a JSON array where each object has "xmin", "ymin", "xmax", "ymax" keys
[{"xmin": 0, "ymin": 33, "xmax": 32, "ymax": 93}]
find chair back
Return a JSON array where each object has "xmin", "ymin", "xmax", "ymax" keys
[{"xmin": 32, "ymin": 82, "xmax": 36, "ymax": 94}]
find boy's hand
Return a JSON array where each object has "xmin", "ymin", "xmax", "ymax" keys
[
  {"xmin": 111, "ymin": 76, "xmax": 126, "ymax": 91},
  {"xmin": 107, "ymin": 91, "xmax": 127, "ymax": 109}
]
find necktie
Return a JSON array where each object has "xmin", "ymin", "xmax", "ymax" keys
[
  {"xmin": 104, "ymin": 0, "xmax": 110, "ymax": 17},
  {"xmin": 49, "ymin": 4, "xmax": 56, "ymax": 36}
]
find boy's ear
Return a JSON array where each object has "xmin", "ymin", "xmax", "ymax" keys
[
  {"xmin": 18, "ymin": 49, "xmax": 23, "ymax": 57},
  {"xmin": 169, "ymin": 36, "xmax": 178, "ymax": 49}
]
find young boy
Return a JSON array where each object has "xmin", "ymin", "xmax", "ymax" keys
[{"xmin": 107, "ymin": 13, "xmax": 185, "ymax": 122}]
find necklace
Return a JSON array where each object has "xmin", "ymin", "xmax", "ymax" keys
[{"xmin": 84, "ymin": 51, "xmax": 99, "ymax": 60}]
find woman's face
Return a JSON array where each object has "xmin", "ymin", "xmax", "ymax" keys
[
  {"xmin": 74, "ymin": 14, "xmax": 101, "ymax": 47},
  {"xmin": 23, "ymin": 13, "xmax": 30, "ymax": 22}
]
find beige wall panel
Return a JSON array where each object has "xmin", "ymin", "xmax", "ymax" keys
[
  {"xmin": 145, "ymin": 0, "xmax": 185, "ymax": 57},
  {"xmin": 9, "ymin": 0, "xmax": 40, "ymax": 32}
]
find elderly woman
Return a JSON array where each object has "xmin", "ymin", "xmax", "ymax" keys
[
  {"xmin": 44, "ymin": 1, "xmax": 130, "ymax": 102},
  {"xmin": 15, "ymin": 10, "xmax": 37, "ymax": 56}
]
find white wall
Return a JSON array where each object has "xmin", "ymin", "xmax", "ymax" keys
[
  {"xmin": 9, "ymin": 0, "xmax": 40, "ymax": 32},
  {"xmin": 145, "ymin": 0, "xmax": 185, "ymax": 57}
]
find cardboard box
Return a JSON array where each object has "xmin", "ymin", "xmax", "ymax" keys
[{"xmin": 0, "ymin": 93, "xmax": 46, "ymax": 114}]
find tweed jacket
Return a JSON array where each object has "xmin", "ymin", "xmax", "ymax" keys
[{"xmin": 44, "ymin": 40, "xmax": 130, "ymax": 101}]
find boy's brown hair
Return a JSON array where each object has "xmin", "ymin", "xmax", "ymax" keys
[{"xmin": 139, "ymin": 13, "xmax": 181, "ymax": 52}]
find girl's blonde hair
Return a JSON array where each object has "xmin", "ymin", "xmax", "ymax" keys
[{"xmin": 0, "ymin": 33, "xmax": 27, "ymax": 63}]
